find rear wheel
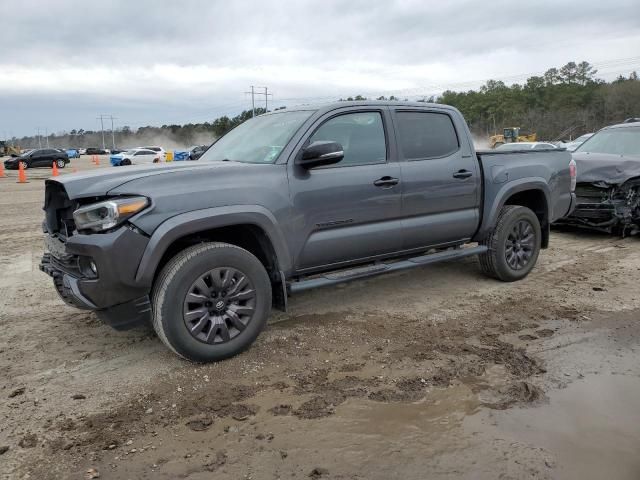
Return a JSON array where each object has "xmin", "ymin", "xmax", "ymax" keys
[
  {"xmin": 152, "ymin": 242, "xmax": 272, "ymax": 362},
  {"xmin": 479, "ymin": 205, "xmax": 541, "ymax": 282},
  {"xmin": 56, "ymin": 159, "xmax": 66, "ymax": 168}
]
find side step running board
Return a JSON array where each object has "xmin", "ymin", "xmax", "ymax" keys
[{"xmin": 289, "ymin": 245, "xmax": 488, "ymax": 294}]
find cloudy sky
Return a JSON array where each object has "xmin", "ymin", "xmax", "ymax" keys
[{"xmin": 1, "ymin": 0, "xmax": 639, "ymax": 137}]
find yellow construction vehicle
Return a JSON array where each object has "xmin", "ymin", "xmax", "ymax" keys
[
  {"xmin": 0, "ymin": 141, "xmax": 21, "ymax": 157},
  {"xmin": 489, "ymin": 128, "xmax": 537, "ymax": 149}
]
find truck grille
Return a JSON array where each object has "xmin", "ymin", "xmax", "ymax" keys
[{"xmin": 44, "ymin": 181, "xmax": 77, "ymax": 239}]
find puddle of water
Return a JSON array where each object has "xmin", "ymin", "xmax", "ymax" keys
[
  {"xmin": 480, "ymin": 374, "xmax": 640, "ymax": 480},
  {"xmin": 338, "ymin": 384, "xmax": 481, "ymax": 439}
]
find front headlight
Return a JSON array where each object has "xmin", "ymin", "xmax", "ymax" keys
[{"xmin": 73, "ymin": 196, "xmax": 149, "ymax": 232}]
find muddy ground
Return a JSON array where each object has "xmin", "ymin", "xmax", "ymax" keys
[{"xmin": 0, "ymin": 156, "xmax": 639, "ymax": 479}]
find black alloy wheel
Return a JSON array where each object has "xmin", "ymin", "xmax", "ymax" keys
[
  {"xmin": 182, "ymin": 267, "xmax": 256, "ymax": 344},
  {"xmin": 504, "ymin": 219, "xmax": 536, "ymax": 270}
]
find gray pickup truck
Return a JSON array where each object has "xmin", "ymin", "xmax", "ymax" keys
[{"xmin": 40, "ymin": 102, "xmax": 576, "ymax": 362}]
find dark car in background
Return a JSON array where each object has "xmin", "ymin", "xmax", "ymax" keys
[
  {"xmin": 556, "ymin": 118, "xmax": 640, "ymax": 236},
  {"xmin": 85, "ymin": 147, "xmax": 108, "ymax": 155},
  {"xmin": 4, "ymin": 148, "xmax": 69, "ymax": 170},
  {"xmin": 188, "ymin": 145, "xmax": 208, "ymax": 160}
]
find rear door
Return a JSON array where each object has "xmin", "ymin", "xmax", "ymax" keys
[
  {"xmin": 391, "ymin": 108, "xmax": 481, "ymax": 249},
  {"xmin": 288, "ymin": 107, "xmax": 403, "ymax": 271},
  {"xmin": 134, "ymin": 150, "xmax": 156, "ymax": 164}
]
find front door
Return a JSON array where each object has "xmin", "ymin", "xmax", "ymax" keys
[
  {"xmin": 390, "ymin": 108, "xmax": 481, "ymax": 249},
  {"xmin": 288, "ymin": 108, "xmax": 403, "ymax": 272}
]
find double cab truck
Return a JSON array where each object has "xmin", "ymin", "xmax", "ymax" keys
[{"xmin": 40, "ymin": 102, "xmax": 576, "ymax": 362}]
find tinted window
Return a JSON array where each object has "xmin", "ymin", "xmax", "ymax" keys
[
  {"xmin": 396, "ymin": 111, "xmax": 459, "ymax": 160},
  {"xmin": 308, "ymin": 111, "xmax": 386, "ymax": 166}
]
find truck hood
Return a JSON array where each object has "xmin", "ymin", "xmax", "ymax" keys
[
  {"xmin": 573, "ymin": 152, "xmax": 640, "ymax": 186},
  {"xmin": 49, "ymin": 161, "xmax": 248, "ymax": 199}
]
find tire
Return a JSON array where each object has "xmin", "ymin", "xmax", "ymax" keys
[
  {"xmin": 152, "ymin": 242, "xmax": 272, "ymax": 362},
  {"xmin": 56, "ymin": 159, "xmax": 66, "ymax": 168},
  {"xmin": 20, "ymin": 160, "xmax": 28, "ymax": 169},
  {"xmin": 121, "ymin": 158, "xmax": 131, "ymax": 166},
  {"xmin": 479, "ymin": 205, "xmax": 541, "ymax": 282}
]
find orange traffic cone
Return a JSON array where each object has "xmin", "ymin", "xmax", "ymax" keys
[
  {"xmin": 72, "ymin": 167, "xmax": 78, "ymax": 173},
  {"xmin": 0, "ymin": 162, "xmax": 5, "ymax": 178},
  {"xmin": 94, "ymin": 155, "xmax": 100, "ymax": 166},
  {"xmin": 52, "ymin": 161, "xmax": 59, "ymax": 177},
  {"xmin": 17, "ymin": 161, "xmax": 27, "ymax": 183}
]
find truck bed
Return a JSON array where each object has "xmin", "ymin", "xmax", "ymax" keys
[{"xmin": 474, "ymin": 148, "xmax": 574, "ymax": 238}]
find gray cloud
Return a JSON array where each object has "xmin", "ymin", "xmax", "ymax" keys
[{"xmin": 2, "ymin": 0, "xmax": 640, "ymax": 136}]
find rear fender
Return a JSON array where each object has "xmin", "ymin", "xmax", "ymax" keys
[{"xmin": 473, "ymin": 178, "xmax": 551, "ymax": 242}]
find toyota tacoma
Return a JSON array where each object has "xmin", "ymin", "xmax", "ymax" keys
[{"xmin": 40, "ymin": 102, "xmax": 576, "ymax": 362}]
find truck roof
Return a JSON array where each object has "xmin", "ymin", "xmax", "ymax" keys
[{"xmin": 265, "ymin": 101, "xmax": 458, "ymax": 115}]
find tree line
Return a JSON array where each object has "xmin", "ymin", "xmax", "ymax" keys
[
  {"xmin": 8, "ymin": 61, "xmax": 640, "ymax": 149},
  {"xmin": 438, "ymin": 62, "xmax": 640, "ymax": 140}
]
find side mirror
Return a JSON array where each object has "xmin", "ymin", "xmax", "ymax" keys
[{"xmin": 297, "ymin": 141, "xmax": 344, "ymax": 169}]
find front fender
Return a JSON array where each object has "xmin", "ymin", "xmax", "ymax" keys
[
  {"xmin": 134, "ymin": 205, "xmax": 292, "ymax": 286},
  {"xmin": 473, "ymin": 178, "xmax": 551, "ymax": 242}
]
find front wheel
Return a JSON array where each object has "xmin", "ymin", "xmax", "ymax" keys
[
  {"xmin": 152, "ymin": 242, "xmax": 272, "ymax": 362},
  {"xmin": 479, "ymin": 205, "xmax": 541, "ymax": 282},
  {"xmin": 20, "ymin": 160, "xmax": 28, "ymax": 169}
]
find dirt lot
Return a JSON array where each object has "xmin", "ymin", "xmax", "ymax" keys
[{"xmin": 1, "ymin": 156, "xmax": 639, "ymax": 479}]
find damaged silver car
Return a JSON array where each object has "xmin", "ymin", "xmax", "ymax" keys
[{"xmin": 557, "ymin": 118, "xmax": 640, "ymax": 236}]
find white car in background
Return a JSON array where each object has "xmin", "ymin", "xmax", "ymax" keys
[
  {"xmin": 110, "ymin": 148, "xmax": 161, "ymax": 166},
  {"xmin": 494, "ymin": 142, "xmax": 558, "ymax": 151},
  {"xmin": 141, "ymin": 146, "xmax": 166, "ymax": 159}
]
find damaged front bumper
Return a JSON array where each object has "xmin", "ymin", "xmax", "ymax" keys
[
  {"xmin": 39, "ymin": 227, "xmax": 153, "ymax": 330},
  {"xmin": 556, "ymin": 181, "xmax": 640, "ymax": 236}
]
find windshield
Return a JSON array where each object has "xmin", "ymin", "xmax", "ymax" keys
[
  {"xmin": 574, "ymin": 134, "xmax": 592, "ymax": 142},
  {"xmin": 575, "ymin": 128, "xmax": 640, "ymax": 156},
  {"xmin": 200, "ymin": 110, "xmax": 314, "ymax": 164}
]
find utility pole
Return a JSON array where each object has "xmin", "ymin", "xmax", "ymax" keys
[
  {"xmin": 109, "ymin": 115, "xmax": 117, "ymax": 149},
  {"xmin": 245, "ymin": 86, "xmax": 256, "ymax": 117},
  {"xmin": 245, "ymin": 86, "xmax": 272, "ymax": 116},
  {"xmin": 97, "ymin": 115, "xmax": 106, "ymax": 149},
  {"xmin": 36, "ymin": 127, "xmax": 42, "ymax": 148},
  {"xmin": 45, "ymin": 128, "xmax": 49, "ymax": 147}
]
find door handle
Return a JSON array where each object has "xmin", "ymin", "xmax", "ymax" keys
[
  {"xmin": 453, "ymin": 170, "xmax": 473, "ymax": 179},
  {"xmin": 373, "ymin": 176, "xmax": 399, "ymax": 187}
]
